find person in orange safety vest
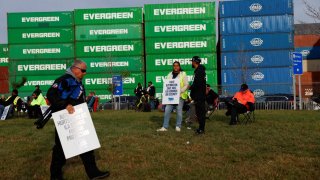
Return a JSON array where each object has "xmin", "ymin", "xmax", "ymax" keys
[{"xmin": 225, "ymin": 84, "xmax": 255, "ymax": 125}]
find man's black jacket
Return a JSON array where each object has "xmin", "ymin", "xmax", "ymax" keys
[
  {"xmin": 190, "ymin": 65, "xmax": 206, "ymax": 101},
  {"xmin": 46, "ymin": 74, "xmax": 86, "ymax": 113}
]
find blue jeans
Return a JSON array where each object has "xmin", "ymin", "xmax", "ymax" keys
[
  {"xmin": 162, "ymin": 98, "xmax": 184, "ymax": 128},
  {"xmin": 150, "ymin": 100, "xmax": 155, "ymax": 110}
]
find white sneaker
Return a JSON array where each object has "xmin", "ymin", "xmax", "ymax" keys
[
  {"xmin": 175, "ymin": 126, "xmax": 181, "ymax": 132},
  {"xmin": 157, "ymin": 127, "xmax": 167, "ymax": 132}
]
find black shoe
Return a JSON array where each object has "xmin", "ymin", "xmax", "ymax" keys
[
  {"xmin": 229, "ymin": 121, "xmax": 237, "ymax": 125},
  {"xmin": 89, "ymin": 170, "xmax": 110, "ymax": 180},
  {"xmin": 50, "ymin": 175, "xmax": 63, "ymax": 180},
  {"xmin": 195, "ymin": 129, "xmax": 205, "ymax": 135}
]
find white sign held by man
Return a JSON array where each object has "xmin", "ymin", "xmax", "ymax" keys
[
  {"xmin": 162, "ymin": 79, "xmax": 180, "ymax": 105},
  {"xmin": 1, "ymin": 105, "xmax": 11, "ymax": 120},
  {"xmin": 52, "ymin": 103, "xmax": 101, "ymax": 159}
]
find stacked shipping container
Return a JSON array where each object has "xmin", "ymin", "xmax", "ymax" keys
[
  {"xmin": 0, "ymin": 44, "xmax": 9, "ymax": 94},
  {"xmin": 219, "ymin": 0, "xmax": 294, "ymax": 97},
  {"xmin": 7, "ymin": 12, "xmax": 74, "ymax": 99},
  {"xmin": 144, "ymin": 2, "xmax": 218, "ymax": 98},
  {"xmin": 74, "ymin": 7, "xmax": 144, "ymax": 102}
]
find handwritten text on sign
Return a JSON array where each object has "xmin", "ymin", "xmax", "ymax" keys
[
  {"xmin": 52, "ymin": 103, "xmax": 100, "ymax": 159},
  {"xmin": 162, "ymin": 79, "xmax": 180, "ymax": 105}
]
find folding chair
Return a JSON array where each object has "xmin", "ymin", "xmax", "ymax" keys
[
  {"xmin": 237, "ymin": 105, "xmax": 255, "ymax": 125},
  {"xmin": 311, "ymin": 95, "xmax": 320, "ymax": 110},
  {"xmin": 206, "ymin": 100, "xmax": 219, "ymax": 120}
]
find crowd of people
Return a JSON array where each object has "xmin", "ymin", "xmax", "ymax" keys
[
  {"xmin": 0, "ymin": 85, "xmax": 48, "ymax": 119},
  {"xmin": 132, "ymin": 55, "xmax": 255, "ymax": 132},
  {"xmin": 0, "ymin": 88, "xmax": 100, "ymax": 120},
  {"xmin": 0, "ymin": 57, "xmax": 256, "ymax": 179}
]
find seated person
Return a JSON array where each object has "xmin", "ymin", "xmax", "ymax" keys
[
  {"xmin": 28, "ymin": 90, "xmax": 47, "ymax": 119},
  {"xmin": 1, "ymin": 89, "xmax": 23, "ymax": 117},
  {"xmin": 136, "ymin": 91, "xmax": 151, "ymax": 112},
  {"xmin": 205, "ymin": 84, "xmax": 219, "ymax": 114},
  {"xmin": 86, "ymin": 91, "xmax": 96, "ymax": 110},
  {"xmin": 225, "ymin": 84, "xmax": 255, "ymax": 125}
]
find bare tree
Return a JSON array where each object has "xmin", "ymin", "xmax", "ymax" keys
[
  {"xmin": 222, "ymin": 44, "xmax": 260, "ymax": 96},
  {"xmin": 104, "ymin": 53, "xmax": 131, "ymax": 109},
  {"xmin": 302, "ymin": 0, "xmax": 320, "ymax": 22},
  {"xmin": 229, "ymin": 45, "xmax": 253, "ymax": 81}
]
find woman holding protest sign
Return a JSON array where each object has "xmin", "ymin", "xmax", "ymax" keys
[{"xmin": 157, "ymin": 61, "xmax": 189, "ymax": 132}]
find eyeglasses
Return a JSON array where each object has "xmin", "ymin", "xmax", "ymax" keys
[{"xmin": 73, "ymin": 66, "xmax": 86, "ymax": 73}]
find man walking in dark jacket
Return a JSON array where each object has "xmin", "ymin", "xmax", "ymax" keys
[
  {"xmin": 47, "ymin": 60, "xmax": 109, "ymax": 180},
  {"xmin": 189, "ymin": 56, "xmax": 207, "ymax": 135}
]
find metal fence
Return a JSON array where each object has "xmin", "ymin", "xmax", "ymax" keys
[{"xmin": 218, "ymin": 100, "xmax": 320, "ymax": 110}]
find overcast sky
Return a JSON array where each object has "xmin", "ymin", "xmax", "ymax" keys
[{"xmin": 0, "ymin": 0, "xmax": 318, "ymax": 43}]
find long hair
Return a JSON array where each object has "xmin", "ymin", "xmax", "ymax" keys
[{"xmin": 172, "ymin": 61, "xmax": 183, "ymax": 72}]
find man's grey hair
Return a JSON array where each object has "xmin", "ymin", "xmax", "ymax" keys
[{"xmin": 72, "ymin": 59, "xmax": 87, "ymax": 67}]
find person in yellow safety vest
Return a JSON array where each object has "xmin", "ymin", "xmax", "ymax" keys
[
  {"xmin": 1, "ymin": 89, "xmax": 23, "ymax": 113},
  {"xmin": 157, "ymin": 61, "xmax": 189, "ymax": 132},
  {"xmin": 136, "ymin": 90, "xmax": 151, "ymax": 112},
  {"xmin": 28, "ymin": 90, "xmax": 47, "ymax": 119}
]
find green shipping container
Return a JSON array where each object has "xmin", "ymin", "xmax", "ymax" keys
[
  {"xmin": 0, "ymin": 44, "xmax": 9, "ymax": 57},
  {"xmin": 9, "ymin": 59, "xmax": 73, "ymax": 76},
  {"xmin": 76, "ymin": 24, "xmax": 142, "ymax": 41},
  {"xmin": 9, "ymin": 43, "xmax": 74, "ymax": 60},
  {"xmin": 76, "ymin": 40, "xmax": 143, "ymax": 57},
  {"xmin": 8, "ymin": 28, "xmax": 74, "ymax": 44},
  {"xmin": 146, "ymin": 53, "xmax": 217, "ymax": 71},
  {"xmin": 144, "ymin": 2, "xmax": 215, "ymax": 21},
  {"xmin": 87, "ymin": 89, "xmax": 134, "ymax": 102},
  {"xmin": 82, "ymin": 57, "xmax": 143, "ymax": 73},
  {"xmin": 84, "ymin": 72, "xmax": 144, "ymax": 90},
  {"xmin": 9, "ymin": 75, "xmax": 57, "ymax": 92},
  {"xmin": 74, "ymin": 7, "xmax": 143, "ymax": 25},
  {"xmin": 145, "ymin": 19, "xmax": 215, "ymax": 38},
  {"xmin": 0, "ymin": 45, "xmax": 9, "ymax": 66},
  {"xmin": 0, "ymin": 57, "xmax": 9, "ymax": 66},
  {"xmin": 146, "ymin": 70, "xmax": 218, "ymax": 91},
  {"xmin": 145, "ymin": 36, "xmax": 216, "ymax": 54},
  {"xmin": 7, "ymin": 11, "xmax": 74, "ymax": 28}
]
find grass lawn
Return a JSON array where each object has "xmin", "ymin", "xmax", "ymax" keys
[{"xmin": 0, "ymin": 110, "xmax": 320, "ymax": 179}]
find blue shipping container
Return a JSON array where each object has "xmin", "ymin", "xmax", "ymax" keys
[
  {"xmin": 219, "ymin": 0, "xmax": 293, "ymax": 18},
  {"xmin": 221, "ymin": 49, "xmax": 293, "ymax": 69},
  {"xmin": 221, "ymin": 84, "xmax": 293, "ymax": 97},
  {"xmin": 220, "ymin": 15, "xmax": 293, "ymax": 35},
  {"xmin": 295, "ymin": 46, "xmax": 320, "ymax": 60},
  {"xmin": 222, "ymin": 67, "xmax": 293, "ymax": 85},
  {"xmin": 221, "ymin": 33, "xmax": 293, "ymax": 52}
]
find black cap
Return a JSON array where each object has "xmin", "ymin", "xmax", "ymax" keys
[
  {"xmin": 191, "ymin": 56, "xmax": 201, "ymax": 63},
  {"xmin": 12, "ymin": 89, "xmax": 18, "ymax": 94},
  {"xmin": 206, "ymin": 84, "xmax": 211, "ymax": 87},
  {"xmin": 240, "ymin": 84, "xmax": 249, "ymax": 91},
  {"xmin": 148, "ymin": 81, "xmax": 152, "ymax": 84},
  {"xmin": 33, "ymin": 90, "xmax": 40, "ymax": 96}
]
